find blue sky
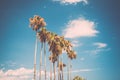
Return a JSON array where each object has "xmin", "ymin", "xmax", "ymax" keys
[{"xmin": 0, "ymin": 0, "xmax": 120, "ymax": 80}]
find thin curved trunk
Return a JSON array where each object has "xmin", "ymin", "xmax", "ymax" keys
[
  {"xmin": 44, "ymin": 42, "xmax": 47, "ymax": 80},
  {"xmin": 39, "ymin": 43, "xmax": 43, "ymax": 80},
  {"xmin": 50, "ymin": 53, "xmax": 52, "ymax": 80},
  {"xmin": 58, "ymin": 56, "xmax": 60, "ymax": 80},
  {"xmin": 61, "ymin": 55, "xmax": 64, "ymax": 80},
  {"xmin": 67, "ymin": 57, "xmax": 70, "ymax": 80},
  {"xmin": 60, "ymin": 72, "xmax": 61, "ymax": 80},
  {"xmin": 62, "ymin": 70, "xmax": 63, "ymax": 80},
  {"xmin": 34, "ymin": 35, "xmax": 38, "ymax": 80},
  {"xmin": 53, "ymin": 62, "xmax": 56, "ymax": 80},
  {"xmin": 70, "ymin": 59, "xmax": 71, "ymax": 80}
]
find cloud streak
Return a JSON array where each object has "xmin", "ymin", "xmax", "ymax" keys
[
  {"xmin": 63, "ymin": 18, "xmax": 99, "ymax": 38},
  {"xmin": 83, "ymin": 42, "xmax": 110, "ymax": 55},
  {"xmin": 71, "ymin": 69, "xmax": 93, "ymax": 73},
  {"xmin": 71, "ymin": 40, "xmax": 82, "ymax": 47},
  {"xmin": 53, "ymin": 0, "xmax": 88, "ymax": 5},
  {"xmin": 63, "ymin": 68, "xmax": 98, "ymax": 74},
  {"xmin": 93, "ymin": 42, "xmax": 107, "ymax": 48}
]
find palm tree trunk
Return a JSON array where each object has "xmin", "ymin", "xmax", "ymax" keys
[
  {"xmin": 70, "ymin": 59, "xmax": 71, "ymax": 80},
  {"xmin": 34, "ymin": 35, "xmax": 38, "ymax": 80},
  {"xmin": 44, "ymin": 42, "xmax": 47, "ymax": 80},
  {"xmin": 60, "ymin": 72, "xmax": 61, "ymax": 80},
  {"xmin": 39, "ymin": 42, "xmax": 43, "ymax": 80},
  {"xmin": 62, "ymin": 70, "xmax": 63, "ymax": 80},
  {"xmin": 67, "ymin": 57, "xmax": 70, "ymax": 80},
  {"xmin": 50, "ymin": 53, "xmax": 52, "ymax": 80},
  {"xmin": 53, "ymin": 62, "xmax": 56, "ymax": 80},
  {"xmin": 57, "ymin": 56, "xmax": 60, "ymax": 80},
  {"xmin": 61, "ymin": 55, "xmax": 64, "ymax": 80}
]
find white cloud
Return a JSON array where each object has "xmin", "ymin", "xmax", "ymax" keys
[
  {"xmin": 5, "ymin": 68, "xmax": 33, "ymax": 76},
  {"xmin": 70, "ymin": 68, "xmax": 95, "ymax": 73},
  {"xmin": 84, "ymin": 48, "xmax": 111, "ymax": 55},
  {"xmin": 0, "ymin": 67, "xmax": 53, "ymax": 80},
  {"xmin": 63, "ymin": 68, "xmax": 95, "ymax": 74},
  {"xmin": 93, "ymin": 42, "xmax": 107, "ymax": 48},
  {"xmin": 63, "ymin": 18, "xmax": 99, "ymax": 38},
  {"xmin": 83, "ymin": 42, "xmax": 109, "ymax": 55},
  {"xmin": 71, "ymin": 40, "xmax": 82, "ymax": 47},
  {"xmin": 53, "ymin": 0, "xmax": 88, "ymax": 5},
  {"xmin": 0, "ymin": 67, "xmax": 33, "ymax": 80},
  {"xmin": 0, "ymin": 67, "xmax": 100, "ymax": 80}
]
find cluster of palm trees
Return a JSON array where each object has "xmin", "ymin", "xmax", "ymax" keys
[{"xmin": 29, "ymin": 15, "xmax": 76, "ymax": 80}]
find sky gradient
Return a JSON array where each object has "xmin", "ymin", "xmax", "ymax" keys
[{"xmin": 0, "ymin": 0, "xmax": 120, "ymax": 80}]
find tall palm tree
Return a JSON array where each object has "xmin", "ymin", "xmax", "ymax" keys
[
  {"xmin": 62, "ymin": 40, "xmax": 75, "ymax": 80},
  {"xmin": 48, "ymin": 34, "xmax": 62, "ymax": 80},
  {"xmin": 54, "ymin": 35, "xmax": 62, "ymax": 80},
  {"xmin": 57, "ymin": 61, "xmax": 66, "ymax": 80},
  {"xmin": 29, "ymin": 16, "xmax": 40, "ymax": 80},
  {"xmin": 47, "ymin": 32, "xmax": 58, "ymax": 80},
  {"xmin": 37, "ymin": 28, "xmax": 47, "ymax": 80},
  {"xmin": 49, "ymin": 53, "xmax": 57, "ymax": 80},
  {"xmin": 29, "ymin": 15, "xmax": 46, "ymax": 80},
  {"xmin": 62, "ymin": 40, "xmax": 71, "ymax": 80},
  {"xmin": 68, "ymin": 50, "xmax": 76, "ymax": 80}
]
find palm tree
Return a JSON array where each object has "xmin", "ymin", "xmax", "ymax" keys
[
  {"xmin": 61, "ymin": 40, "xmax": 71, "ymax": 80},
  {"xmin": 68, "ymin": 50, "xmax": 76, "ymax": 80},
  {"xmin": 37, "ymin": 28, "xmax": 47, "ymax": 80},
  {"xmin": 29, "ymin": 15, "xmax": 46, "ymax": 80},
  {"xmin": 62, "ymin": 40, "xmax": 76, "ymax": 80},
  {"xmin": 49, "ymin": 53, "xmax": 57, "ymax": 80},
  {"xmin": 57, "ymin": 61, "xmax": 66, "ymax": 80},
  {"xmin": 47, "ymin": 32, "xmax": 60, "ymax": 80},
  {"xmin": 48, "ymin": 34, "xmax": 63, "ymax": 80},
  {"xmin": 29, "ymin": 16, "xmax": 40, "ymax": 80}
]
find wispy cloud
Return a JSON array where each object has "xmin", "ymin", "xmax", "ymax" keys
[
  {"xmin": 71, "ymin": 40, "xmax": 82, "ymax": 47},
  {"xmin": 83, "ymin": 42, "xmax": 110, "ymax": 55},
  {"xmin": 0, "ymin": 67, "xmax": 100, "ymax": 80},
  {"xmin": 53, "ymin": 0, "xmax": 88, "ymax": 5},
  {"xmin": 0, "ymin": 67, "xmax": 53, "ymax": 80},
  {"xmin": 84, "ymin": 48, "xmax": 111, "ymax": 55},
  {"xmin": 63, "ymin": 18, "xmax": 99, "ymax": 39},
  {"xmin": 93, "ymin": 42, "xmax": 107, "ymax": 48},
  {"xmin": 64, "ymin": 68, "xmax": 98, "ymax": 73},
  {"xmin": 0, "ymin": 67, "xmax": 33, "ymax": 80},
  {"xmin": 71, "ymin": 69, "xmax": 93, "ymax": 73}
]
